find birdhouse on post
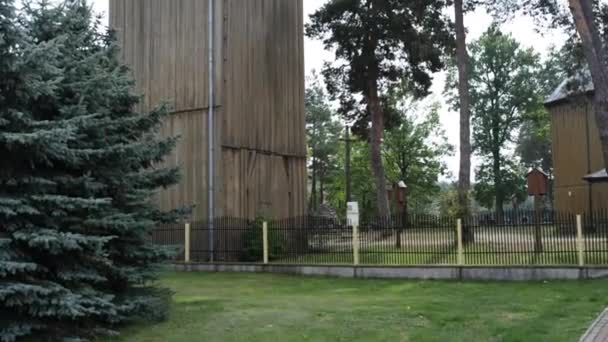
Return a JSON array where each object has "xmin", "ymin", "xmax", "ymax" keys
[
  {"xmin": 527, "ymin": 168, "xmax": 548, "ymax": 254},
  {"xmin": 527, "ymin": 168, "xmax": 549, "ymax": 196},
  {"xmin": 393, "ymin": 181, "xmax": 407, "ymax": 207}
]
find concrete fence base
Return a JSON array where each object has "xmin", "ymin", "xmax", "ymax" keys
[{"xmin": 173, "ymin": 263, "xmax": 608, "ymax": 281}]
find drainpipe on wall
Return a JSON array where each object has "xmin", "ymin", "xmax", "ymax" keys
[{"xmin": 208, "ymin": 0, "xmax": 215, "ymax": 262}]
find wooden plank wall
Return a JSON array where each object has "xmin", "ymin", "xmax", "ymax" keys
[
  {"xmin": 221, "ymin": 0, "xmax": 306, "ymax": 157},
  {"xmin": 550, "ymin": 97, "xmax": 608, "ymax": 213},
  {"xmin": 220, "ymin": 0, "xmax": 307, "ymax": 219},
  {"xmin": 110, "ymin": 0, "xmax": 222, "ymax": 112},
  {"xmin": 221, "ymin": 149, "xmax": 307, "ymax": 219},
  {"xmin": 110, "ymin": 0, "xmax": 307, "ymax": 220},
  {"xmin": 110, "ymin": 0, "xmax": 221, "ymax": 220}
]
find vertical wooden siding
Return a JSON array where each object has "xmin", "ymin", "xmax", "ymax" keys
[
  {"xmin": 550, "ymin": 96, "xmax": 608, "ymax": 212},
  {"xmin": 220, "ymin": 0, "xmax": 306, "ymax": 219},
  {"xmin": 110, "ymin": 0, "xmax": 307, "ymax": 220},
  {"xmin": 220, "ymin": 150, "xmax": 306, "ymax": 219},
  {"xmin": 221, "ymin": 0, "xmax": 306, "ymax": 156},
  {"xmin": 110, "ymin": 0, "xmax": 222, "ymax": 112}
]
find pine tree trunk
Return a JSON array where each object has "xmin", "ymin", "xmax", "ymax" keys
[
  {"xmin": 367, "ymin": 79, "xmax": 390, "ymax": 218},
  {"xmin": 455, "ymin": 0, "xmax": 473, "ymax": 243},
  {"xmin": 568, "ymin": 0, "xmax": 608, "ymax": 170}
]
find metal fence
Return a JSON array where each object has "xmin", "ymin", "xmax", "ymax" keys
[
  {"xmin": 150, "ymin": 222, "xmax": 185, "ymax": 261},
  {"xmin": 149, "ymin": 210, "xmax": 608, "ymax": 266}
]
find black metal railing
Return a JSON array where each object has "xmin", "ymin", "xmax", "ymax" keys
[
  {"xmin": 190, "ymin": 217, "xmax": 253, "ymax": 262},
  {"xmin": 268, "ymin": 216, "xmax": 351, "ymax": 264},
  {"xmin": 148, "ymin": 210, "xmax": 608, "ymax": 266},
  {"xmin": 463, "ymin": 210, "xmax": 578, "ymax": 265},
  {"xmin": 583, "ymin": 209, "xmax": 608, "ymax": 265},
  {"xmin": 357, "ymin": 214, "xmax": 457, "ymax": 265},
  {"xmin": 149, "ymin": 222, "xmax": 184, "ymax": 261}
]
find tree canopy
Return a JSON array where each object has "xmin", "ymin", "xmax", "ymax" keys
[
  {"xmin": 306, "ymin": 74, "xmax": 342, "ymax": 211},
  {"xmin": 383, "ymin": 101, "xmax": 454, "ymax": 211},
  {"xmin": 447, "ymin": 25, "xmax": 541, "ymax": 216},
  {"xmin": 306, "ymin": 0, "xmax": 454, "ymax": 216}
]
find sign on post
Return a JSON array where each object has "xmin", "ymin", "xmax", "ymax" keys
[
  {"xmin": 347, "ymin": 202, "xmax": 359, "ymax": 227},
  {"xmin": 347, "ymin": 202, "xmax": 360, "ymax": 266}
]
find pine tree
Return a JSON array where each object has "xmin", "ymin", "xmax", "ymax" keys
[
  {"xmin": 307, "ymin": 0, "xmax": 454, "ymax": 217},
  {"xmin": 0, "ymin": 1, "xmax": 183, "ymax": 340}
]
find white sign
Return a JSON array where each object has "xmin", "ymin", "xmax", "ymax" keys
[{"xmin": 347, "ymin": 202, "xmax": 359, "ymax": 227}]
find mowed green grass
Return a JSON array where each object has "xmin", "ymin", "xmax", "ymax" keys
[{"xmin": 105, "ymin": 272, "xmax": 608, "ymax": 342}]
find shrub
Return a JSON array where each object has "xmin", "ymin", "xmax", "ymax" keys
[{"xmin": 241, "ymin": 217, "xmax": 287, "ymax": 262}]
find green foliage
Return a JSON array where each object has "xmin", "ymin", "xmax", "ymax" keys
[
  {"xmin": 306, "ymin": 0, "xmax": 454, "ymax": 131},
  {"xmin": 436, "ymin": 183, "xmax": 461, "ymax": 218},
  {"xmin": 306, "ymin": 73, "xmax": 342, "ymax": 211},
  {"xmin": 325, "ymin": 100, "xmax": 452, "ymax": 218},
  {"xmin": 447, "ymin": 24, "xmax": 542, "ymax": 214},
  {"xmin": 0, "ymin": 1, "xmax": 184, "ymax": 340},
  {"xmin": 326, "ymin": 139, "xmax": 377, "ymax": 221},
  {"xmin": 383, "ymin": 100, "xmax": 454, "ymax": 212},
  {"xmin": 306, "ymin": 0, "xmax": 454, "ymax": 216},
  {"xmin": 473, "ymin": 158, "xmax": 528, "ymax": 210},
  {"xmin": 241, "ymin": 218, "xmax": 286, "ymax": 262}
]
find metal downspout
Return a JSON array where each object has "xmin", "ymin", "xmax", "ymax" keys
[{"xmin": 208, "ymin": 0, "xmax": 215, "ymax": 262}]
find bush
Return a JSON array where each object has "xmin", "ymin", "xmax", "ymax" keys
[{"xmin": 241, "ymin": 217, "xmax": 287, "ymax": 262}]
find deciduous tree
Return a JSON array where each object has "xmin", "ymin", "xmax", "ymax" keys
[
  {"xmin": 455, "ymin": 25, "xmax": 541, "ymax": 220},
  {"xmin": 383, "ymin": 102, "xmax": 454, "ymax": 211}
]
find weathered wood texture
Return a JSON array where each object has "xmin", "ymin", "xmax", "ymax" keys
[
  {"xmin": 110, "ymin": 0, "xmax": 307, "ymax": 220},
  {"xmin": 549, "ymin": 97, "xmax": 608, "ymax": 213},
  {"xmin": 221, "ymin": 149, "xmax": 307, "ymax": 219},
  {"xmin": 222, "ymin": 0, "xmax": 306, "ymax": 157}
]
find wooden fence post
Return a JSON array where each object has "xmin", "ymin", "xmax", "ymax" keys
[
  {"xmin": 457, "ymin": 219, "xmax": 464, "ymax": 266},
  {"xmin": 577, "ymin": 214, "xmax": 584, "ymax": 267},
  {"xmin": 262, "ymin": 221, "xmax": 269, "ymax": 264},
  {"xmin": 353, "ymin": 224, "xmax": 360, "ymax": 266},
  {"xmin": 184, "ymin": 222, "xmax": 191, "ymax": 263}
]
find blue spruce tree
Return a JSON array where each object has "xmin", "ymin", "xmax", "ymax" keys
[{"xmin": 1, "ymin": 1, "xmax": 185, "ymax": 340}]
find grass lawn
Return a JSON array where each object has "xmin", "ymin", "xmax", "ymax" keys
[{"xmin": 105, "ymin": 272, "xmax": 608, "ymax": 342}]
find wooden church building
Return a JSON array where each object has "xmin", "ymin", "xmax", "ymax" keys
[
  {"xmin": 544, "ymin": 78, "xmax": 608, "ymax": 213},
  {"xmin": 109, "ymin": 0, "xmax": 307, "ymax": 220}
]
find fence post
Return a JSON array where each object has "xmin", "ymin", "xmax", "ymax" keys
[
  {"xmin": 457, "ymin": 219, "xmax": 464, "ymax": 266},
  {"xmin": 262, "ymin": 221, "xmax": 269, "ymax": 264},
  {"xmin": 577, "ymin": 214, "xmax": 584, "ymax": 267},
  {"xmin": 352, "ymin": 224, "xmax": 360, "ymax": 266},
  {"xmin": 184, "ymin": 222, "xmax": 191, "ymax": 263}
]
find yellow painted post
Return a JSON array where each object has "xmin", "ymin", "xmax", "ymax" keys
[
  {"xmin": 184, "ymin": 222, "xmax": 191, "ymax": 263},
  {"xmin": 577, "ymin": 215, "xmax": 584, "ymax": 267},
  {"xmin": 262, "ymin": 221, "xmax": 269, "ymax": 264},
  {"xmin": 352, "ymin": 224, "xmax": 360, "ymax": 266},
  {"xmin": 457, "ymin": 219, "xmax": 464, "ymax": 266}
]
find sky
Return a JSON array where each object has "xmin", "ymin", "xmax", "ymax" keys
[{"xmin": 87, "ymin": 0, "xmax": 565, "ymax": 181}]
